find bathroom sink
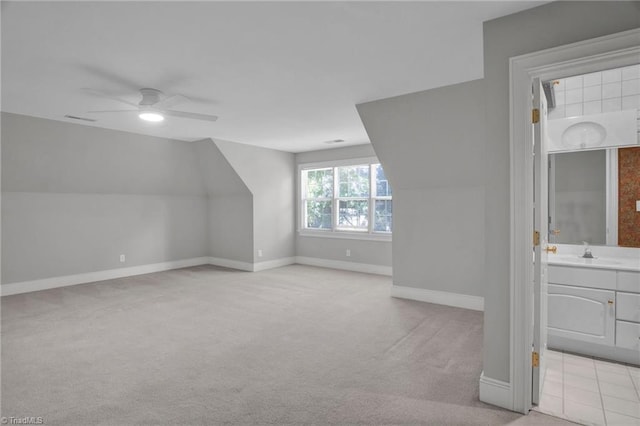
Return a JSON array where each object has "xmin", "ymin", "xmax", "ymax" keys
[{"xmin": 548, "ymin": 254, "xmax": 639, "ymax": 270}]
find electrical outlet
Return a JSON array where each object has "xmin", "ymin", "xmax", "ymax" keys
[
  {"xmin": 119, "ymin": 254, "xmax": 126, "ymax": 263},
  {"xmin": 346, "ymin": 249, "xmax": 351, "ymax": 257},
  {"xmin": 257, "ymin": 249, "xmax": 263, "ymax": 258}
]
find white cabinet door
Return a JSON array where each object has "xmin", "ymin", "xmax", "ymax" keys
[{"xmin": 548, "ymin": 284, "xmax": 616, "ymax": 346}]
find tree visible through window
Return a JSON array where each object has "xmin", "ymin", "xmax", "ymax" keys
[
  {"xmin": 304, "ymin": 168, "xmax": 333, "ymax": 229},
  {"xmin": 301, "ymin": 161, "xmax": 392, "ymax": 235}
]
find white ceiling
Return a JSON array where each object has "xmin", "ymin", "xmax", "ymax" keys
[{"xmin": 1, "ymin": 1, "xmax": 543, "ymax": 153}]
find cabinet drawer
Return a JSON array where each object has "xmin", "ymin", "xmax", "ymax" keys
[
  {"xmin": 616, "ymin": 320, "xmax": 640, "ymax": 350},
  {"xmin": 548, "ymin": 266, "xmax": 616, "ymax": 290},
  {"xmin": 617, "ymin": 292, "xmax": 640, "ymax": 323},
  {"xmin": 618, "ymin": 271, "xmax": 640, "ymax": 293}
]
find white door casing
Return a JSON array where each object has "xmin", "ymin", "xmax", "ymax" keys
[{"xmin": 506, "ymin": 29, "xmax": 640, "ymax": 414}]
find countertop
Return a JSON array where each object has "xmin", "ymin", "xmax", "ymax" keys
[{"xmin": 548, "ymin": 254, "xmax": 640, "ymax": 272}]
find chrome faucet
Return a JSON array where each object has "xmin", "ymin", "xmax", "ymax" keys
[{"xmin": 582, "ymin": 242, "xmax": 594, "ymax": 259}]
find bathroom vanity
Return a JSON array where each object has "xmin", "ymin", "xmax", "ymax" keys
[{"xmin": 547, "ymin": 245, "xmax": 640, "ymax": 365}]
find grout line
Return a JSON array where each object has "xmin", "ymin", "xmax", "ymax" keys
[
  {"xmin": 594, "ymin": 357, "xmax": 608, "ymax": 426},
  {"xmin": 629, "ymin": 365, "xmax": 640, "ymax": 402},
  {"xmin": 561, "ymin": 351, "xmax": 565, "ymax": 416}
]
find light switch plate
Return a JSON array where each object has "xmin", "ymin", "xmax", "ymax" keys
[{"xmin": 636, "ymin": 200, "xmax": 640, "ymax": 212}]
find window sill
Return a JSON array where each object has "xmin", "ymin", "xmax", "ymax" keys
[{"xmin": 297, "ymin": 229, "xmax": 392, "ymax": 242}]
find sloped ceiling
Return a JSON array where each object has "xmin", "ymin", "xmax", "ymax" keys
[{"xmin": 1, "ymin": 112, "xmax": 208, "ymax": 196}]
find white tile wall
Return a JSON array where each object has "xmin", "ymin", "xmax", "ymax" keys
[{"xmin": 550, "ymin": 64, "xmax": 640, "ymax": 121}]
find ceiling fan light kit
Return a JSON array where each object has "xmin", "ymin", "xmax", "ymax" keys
[{"xmin": 138, "ymin": 111, "xmax": 165, "ymax": 122}]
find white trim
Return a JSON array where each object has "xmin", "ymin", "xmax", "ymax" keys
[
  {"xmin": 479, "ymin": 372, "xmax": 513, "ymax": 411},
  {"xmin": 1, "ymin": 257, "xmax": 210, "ymax": 296},
  {"xmin": 295, "ymin": 256, "xmax": 392, "ymax": 276},
  {"xmin": 297, "ymin": 157, "xmax": 393, "ymax": 239},
  {"xmin": 298, "ymin": 229, "xmax": 391, "ymax": 242},
  {"xmin": 606, "ymin": 149, "xmax": 619, "ymax": 246},
  {"xmin": 1, "ymin": 255, "xmax": 389, "ymax": 296},
  {"xmin": 508, "ymin": 29, "xmax": 640, "ymax": 414},
  {"xmin": 391, "ymin": 284, "xmax": 484, "ymax": 311},
  {"xmin": 252, "ymin": 257, "xmax": 296, "ymax": 272},
  {"xmin": 298, "ymin": 156, "xmax": 378, "ymax": 170},
  {"xmin": 0, "ymin": 256, "xmax": 391, "ymax": 296},
  {"xmin": 207, "ymin": 257, "xmax": 254, "ymax": 272}
]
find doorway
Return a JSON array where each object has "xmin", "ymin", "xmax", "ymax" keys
[
  {"xmin": 509, "ymin": 28, "xmax": 640, "ymax": 415},
  {"xmin": 534, "ymin": 64, "xmax": 640, "ymax": 425}
]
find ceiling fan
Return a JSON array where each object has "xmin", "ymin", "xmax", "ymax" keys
[{"xmin": 84, "ymin": 88, "xmax": 218, "ymax": 123}]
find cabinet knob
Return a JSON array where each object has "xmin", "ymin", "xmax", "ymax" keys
[{"xmin": 607, "ymin": 300, "xmax": 614, "ymax": 305}]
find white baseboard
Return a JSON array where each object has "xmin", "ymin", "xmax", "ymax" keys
[
  {"xmin": 391, "ymin": 284, "xmax": 484, "ymax": 311},
  {"xmin": 295, "ymin": 256, "xmax": 392, "ymax": 276},
  {"xmin": 207, "ymin": 256, "xmax": 254, "ymax": 272},
  {"xmin": 2, "ymin": 255, "xmax": 386, "ymax": 296},
  {"xmin": 479, "ymin": 371, "xmax": 513, "ymax": 411},
  {"xmin": 1, "ymin": 257, "xmax": 211, "ymax": 296},
  {"xmin": 253, "ymin": 257, "xmax": 296, "ymax": 272}
]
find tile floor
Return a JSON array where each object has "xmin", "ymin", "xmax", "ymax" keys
[{"xmin": 536, "ymin": 350, "xmax": 640, "ymax": 426}]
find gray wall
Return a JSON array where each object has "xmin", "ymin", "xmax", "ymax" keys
[
  {"xmin": 208, "ymin": 195, "xmax": 253, "ymax": 263},
  {"xmin": 193, "ymin": 139, "xmax": 254, "ymax": 263},
  {"xmin": 552, "ymin": 150, "xmax": 606, "ymax": 245},
  {"xmin": 214, "ymin": 140, "xmax": 296, "ymax": 262},
  {"xmin": 295, "ymin": 144, "xmax": 392, "ymax": 267},
  {"xmin": 2, "ymin": 112, "xmax": 210, "ymax": 284},
  {"xmin": 357, "ymin": 80, "xmax": 485, "ymax": 296},
  {"xmin": 2, "ymin": 193, "xmax": 208, "ymax": 283},
  {"xmin": 482, "ymin": 1, "xmax": 639, "ymax": 382}
]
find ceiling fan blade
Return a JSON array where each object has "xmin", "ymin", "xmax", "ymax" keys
[
  {"xmin": 78, "ymin": 65, "xmax": 142, "ymax": 91},
  {"xmin": 164, "ymin": 110, "xmax": 218, "ymax": 122},
  {"xmin": 81, "ymin": 88, "xmax": 139, "ymax": 108},
  {"xmin": 87, "ymin": 109, "xmax": 138, "ymax": 114},
  {"xmin": 154, "ymin": 94, "xmax": 189, "ymax": 110}
]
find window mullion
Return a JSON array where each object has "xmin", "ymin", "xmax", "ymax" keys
[
  {"xmin": 298, "ymin": 170, "xmax": 309, "ymax": 229},
  {"xmin": 369, "ymin": 164, "xmax": 374, "ymax": 234},
  {"xmin": 333, "ymin": 167, "xmax": 339, "ymax": 232}
]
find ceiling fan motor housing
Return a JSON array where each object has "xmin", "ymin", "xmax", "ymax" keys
[{"xmin": 139, "ymin": 88, "xmax": 163, "ymax": 106}]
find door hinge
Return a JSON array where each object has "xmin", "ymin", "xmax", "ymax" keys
[
  {"xmin": 533, "ymin": 231, "xmax": 540, "ymax": 246},
  {"xmin": 532, "ymin": 108, "xmax": 540, "ymax": 124},
  {"xmin": 532, "ymin": 351, "xmax": 539, "ymax": 367}
]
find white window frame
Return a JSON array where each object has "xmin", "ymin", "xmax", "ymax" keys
[{"xmin": 298, "ymin": 157, "xmax": 392, "ymax": 241}]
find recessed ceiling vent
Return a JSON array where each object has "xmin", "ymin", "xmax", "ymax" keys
[
  {"xmin": 324, "ymin": 139, "xmax": 345, "ymax": 145},
  {"xmin": 64, "ymin": 115, "xmax": 97, "ymax": 122}
]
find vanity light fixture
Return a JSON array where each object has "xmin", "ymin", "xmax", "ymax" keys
[{"xmin": 138, "ymin": 111, "xmax": 164, "ymax": 122}]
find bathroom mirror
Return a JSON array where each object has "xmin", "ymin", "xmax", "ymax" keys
[{"xmin": 549, "ymin": 146, "xmax": 640, "ymax": 248}]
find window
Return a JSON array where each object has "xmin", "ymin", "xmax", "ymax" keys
[{"xmin": 300, "ymin": 158, "xmax": 392, "ymax": 238}]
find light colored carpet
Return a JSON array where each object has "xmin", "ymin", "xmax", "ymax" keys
[{"xmin": 1, "ymin": 265, "xmax": 578, "ymax": 425}]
